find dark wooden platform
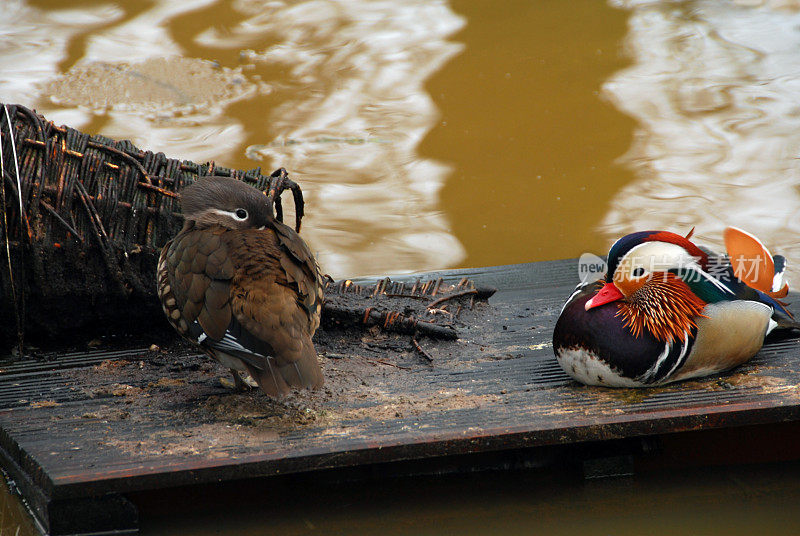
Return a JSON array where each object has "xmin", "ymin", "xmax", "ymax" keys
[{"xmin": 3, "ymin": 259, "xmax": 800, "ymax": 535}]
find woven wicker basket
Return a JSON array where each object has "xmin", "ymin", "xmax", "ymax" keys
[{"xmin": 0, "ymin": 103, "xmax": 287, "ymax": 351}]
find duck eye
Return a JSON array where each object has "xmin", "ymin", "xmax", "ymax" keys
[
  {"xmin": 234, "ymin": 208, "xmax": 248, "ymax": 220},
  {"xmin": 632, "ymin": 267, "xmax": 646, "ymax": 277}
]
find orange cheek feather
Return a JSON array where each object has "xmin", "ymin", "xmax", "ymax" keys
[{"xmin": 615, "ymin": 275, "xmax": 648, "ymax": 297}]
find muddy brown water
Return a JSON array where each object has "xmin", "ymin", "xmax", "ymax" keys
[{"xmin": 3, "ymin": 0, "xmax": 800, "ymax": 533}]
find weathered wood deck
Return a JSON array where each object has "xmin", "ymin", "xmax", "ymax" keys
[{"xmin": 2, "ymin": 259, "xmax": 800, "ymax": 535}]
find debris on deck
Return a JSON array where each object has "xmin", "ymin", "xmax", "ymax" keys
[{"xmin": 2, "ymin": 261, "xmax": 800, "ymax": 535}]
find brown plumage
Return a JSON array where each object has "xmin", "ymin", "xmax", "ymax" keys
[{"xmin": 157, "ymin": 176, "xmax": 324, "ymax": 397}]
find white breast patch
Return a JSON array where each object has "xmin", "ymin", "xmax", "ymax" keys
[{"xmin": 555, "ymin": 347, "xmax": 644, "ymax": 388}]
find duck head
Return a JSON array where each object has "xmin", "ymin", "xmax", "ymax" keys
[
  {"xmin": 583, "ymin": 230, "xmax": 711, "ymax": 343},
  {"xmin": 586, "ymin": 230, "xmax": 709, "ymax": 311}
]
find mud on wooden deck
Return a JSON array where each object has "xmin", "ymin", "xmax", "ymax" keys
[{"xmin": 3, "ymin": 259, "xmax": 800, "ymax": 534}]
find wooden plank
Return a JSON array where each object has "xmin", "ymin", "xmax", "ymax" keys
[{"xmin": 2, "ymin": 259, "xmax": 800, "ymax": 534}]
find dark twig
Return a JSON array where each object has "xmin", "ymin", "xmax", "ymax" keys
[
  {"xmin": 267, "ymin": 168, "xmax": 304, "ymax": 232},
  {"xmin": 363, "ymin": 356, "xmax": 410, "ymax": 370},
  {"xmin": 39, "ymin": 200, "xmax": 84, "ymax": 243},
  {"xmin": 426, "ymin": 289, "xmax": 478, "ymax": 309},
  {"xmin": 322, "ymin": 303, "xmax": 458, "ymax": 340},
  {"xmin": 73, "ymin": 180, "xmax": 128, "ymax": 296},
  {"xmin": 410, "ymin": 278, "xmax": 421, "ymax": 294},
  {"xmin": 431, "ymin": 277, "xmax": 443, "ymax": 296},
  {"xmin": 85, "ymin": 140, "xmax": 152, "ymax": 185},
  {"xmin": 412, "ymin": 336, "xmax": 434, "ymax": 364}
]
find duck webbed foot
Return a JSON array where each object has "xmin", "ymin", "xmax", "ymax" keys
[{"xmin": 220, "ymin": 369, "xmax": 259, "ymax": 391}]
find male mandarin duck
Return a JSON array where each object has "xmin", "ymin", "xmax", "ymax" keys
[
  {"xmin": 553, "ymin": 227, "xmax": 799, "ymax": 387},
  {"xmin": 157, "ymin": 176, "xmax": 324, "ymax": 397}
]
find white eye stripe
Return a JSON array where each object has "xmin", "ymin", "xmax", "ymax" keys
[{"xmin": 211, "ymin": 208, "xmax": 248, "ymax": 221}]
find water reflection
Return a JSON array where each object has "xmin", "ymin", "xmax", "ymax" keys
[
  {"xmin": 0, "ymin": 0, "xmax": 467, "ymax": 278},
  {"xmin": 0, "ymin": 1, "xmax": 122, "ymax": 110},
  {"xmin": 0, "ymin": 476, "xmax": 36, "ymax": 536},
  {"xmin": 1, "ymin": 0, "xmax": 255, "ymax": 174},
  {"xmin": 139, "ymin": 461, "xmax": 800, "ymax": 536},
  {"xmin": 233, "ymin": 0, "xmax": 467, "ymax": 276},
  {"xmin": 602, "ymin": 0, "xmax": 800, "ymax": 283}
]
